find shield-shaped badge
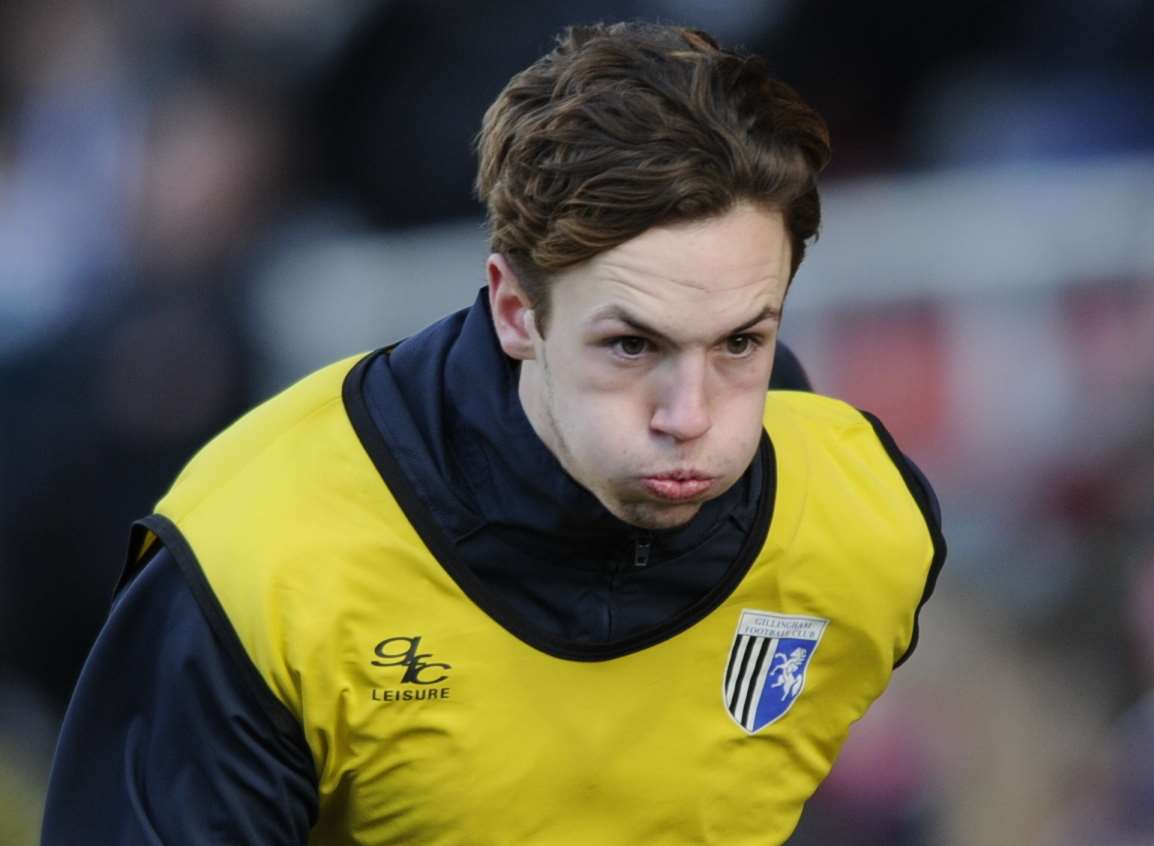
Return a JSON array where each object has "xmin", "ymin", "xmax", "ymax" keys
[{"xmin": 722, "ymin": 609, "xmax": 828, "ymax": 734}]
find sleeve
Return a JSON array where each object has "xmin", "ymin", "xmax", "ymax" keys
[{"xmin": 41, "ymin": 546, "xmax": 319, "ymax": 845}]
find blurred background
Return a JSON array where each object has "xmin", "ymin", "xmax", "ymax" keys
[{"xmin": 1, "ymin": 0, "xmax": 1153, "ymax": 842}]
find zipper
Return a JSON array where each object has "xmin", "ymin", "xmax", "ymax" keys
[{"xmin": 633, "ymin": 533, "xmax": 653, "ymax": 568}]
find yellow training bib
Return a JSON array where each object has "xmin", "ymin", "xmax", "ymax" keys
[{"xmin": 134, "ymin": 353, "xmax": 940, "ymax": 845}]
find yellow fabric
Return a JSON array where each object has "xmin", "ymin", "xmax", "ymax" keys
[{"xmin": 154, "ymin": 355, "xmax": 934, "ymax": 846}]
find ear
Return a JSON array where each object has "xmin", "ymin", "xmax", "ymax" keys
[{"xmin": 487, "ymin": 254, "xmax": 538, "ymax": 360}]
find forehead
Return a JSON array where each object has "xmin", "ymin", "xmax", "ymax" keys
[{"xmin": 550, "ymin": 204, "xmax": 791, "ymax": 335}]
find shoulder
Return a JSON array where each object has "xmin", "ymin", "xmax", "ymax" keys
[
  {"xmin": 156, "ymin": 353, "xmax": 370, "ymax": 524},
  {"xmin": 763, "ymin": 390, "xmax": 905, "ymax": 472},
  {"xmin": 765, "ymin": 388, "xmax": 869, "ymax": 428},
  {"xmin": 763, "ymin": 391, "xmax": 947, "ymax": 665},
  {"xmin": 768, "ymin": 390, "xmax": 944, "ymax": 552},
  {"xmin": 765, "ymin": 391, "xmax": 934, "ymax": 490},
  {"xmin": 775, "ymin": 392, "xmax": 941, "ymax": 507},
  {"xmin": 44, "ymin": 547, "xmax": 317, "ymax": 844},
  {"xmin": 147, "ymin": 348, "xmax": 414, "ymax": 601},
  {"xmin": 140, "ymin": 351, "xmax": 431, "ymax": 720}
]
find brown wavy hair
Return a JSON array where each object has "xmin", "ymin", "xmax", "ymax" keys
[{"xmin": 475, "ymin": 21, "xmax": 831, "ymax": 330}]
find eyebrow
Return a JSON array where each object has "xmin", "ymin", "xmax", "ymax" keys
[{"xmin": 589, "ymin": 303, "xmax": 782, "ymax": 347}]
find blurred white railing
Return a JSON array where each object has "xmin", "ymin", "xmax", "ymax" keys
[
  {"xmin": 791, "ymin": 152, "xmax": 1154, "ymax": 310},
  {"xmin": 248, "ymin": 153, "xmax": 1154, "ymax": 394}
]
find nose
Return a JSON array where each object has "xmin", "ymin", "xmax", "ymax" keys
[{"xmin": 650, "ymin": 355, "xmax": 712, "ymax": 442}]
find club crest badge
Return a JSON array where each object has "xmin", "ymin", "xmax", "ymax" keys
[{"xmin": 722, "ymin": 609, "xmax": 828, "ymax": 734}]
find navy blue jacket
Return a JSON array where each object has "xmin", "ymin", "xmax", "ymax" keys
[{"xmin": 43, "ymin": 290, "xmax": 936, "ymax": 843}]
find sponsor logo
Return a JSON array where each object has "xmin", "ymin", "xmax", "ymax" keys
[
  {"xmin": 370, "ymin": 635, "xmax": 451, "ymax": 703},
  {"xmin": 722, "ymin": 610, "xmax": 827, "ymax": 734}
]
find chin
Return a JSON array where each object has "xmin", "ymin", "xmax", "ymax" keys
[{"xmin": 613, "ymin": 501, "xmax": 703, "ymax": 531}]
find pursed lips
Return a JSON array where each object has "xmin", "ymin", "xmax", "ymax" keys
[{"xmin": 640, "ymin": 471, "xmax": 717, "ymax": 502}]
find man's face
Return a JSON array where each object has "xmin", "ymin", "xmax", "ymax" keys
[{"xmin": 492, "ymin": 203, "xmax": 791, "ymax": 531}]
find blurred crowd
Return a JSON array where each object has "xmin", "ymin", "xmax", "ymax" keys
[{"xmin": 2, "ymin": 1, "xmax": 1154, "ymax": 843}]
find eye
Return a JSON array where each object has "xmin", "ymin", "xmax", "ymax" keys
[
  {"xmin": 612, "ymin": 336, "xmax": 651, "ymax": 358},
  {"xmin": 724, "ymin": 334, "xmax": 757, "ymax": 357}
]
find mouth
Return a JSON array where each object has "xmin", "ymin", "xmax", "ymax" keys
[{"xmin": 640, "ymin": 472, "xmax": 717, "ymax": 503}]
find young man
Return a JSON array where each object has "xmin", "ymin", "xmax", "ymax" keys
[{"xmin": 43, "ymin": 22, "xmax": 944, "ymax": 845}]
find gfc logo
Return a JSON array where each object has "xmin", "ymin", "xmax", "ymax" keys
[{"xmin": 370, "ymin": 636, "xmax": 452, "ymax": 703}]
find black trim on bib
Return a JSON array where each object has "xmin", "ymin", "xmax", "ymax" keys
[
  {"xmin": 342, "ymin": 349, "xmax": 777, "ymax": 663},
  {"xmin": 859, "ymin": 411, "xmax": 947, "ymax": 668},
  {"xmin": 131, "ymin": 513, "xmax": 317, "ymax": 773}
]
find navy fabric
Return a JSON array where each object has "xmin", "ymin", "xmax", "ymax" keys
[
  {"xmin": 905, "ymin": 458, "xmax": 941, "ymax": 526},
  {"xmin": 370, "ymin": 289, "xmax": 768, "ymax": 642},
  {"xmin": 43, "ymin": 289, "xmax": 941, "ymax": 841},
  {"xmin": 42, "ymin": 547, "xmax": 317, "ymax": 845},
  {"xmin": 770, "ymin": 341, "xmax": 812, "ymax": 392}
]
